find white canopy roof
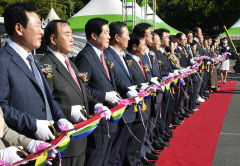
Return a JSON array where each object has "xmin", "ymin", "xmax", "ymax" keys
[
  {"xmin": 73, "ymin": 0, "xmax": 122, "ymax": 17},
  {"xmin": 230, "ymin": 17, "xmax": 240, "ymax": 29},
  {"xmin": 42, "ymin": 8, "xmax": 60, "ymax": 28},
  {"xmin": 0, "ymin": 17, "xmax": 4, "ymax": 24}
]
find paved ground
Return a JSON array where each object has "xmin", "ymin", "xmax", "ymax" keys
[{"xmin": 212, "ymin": 82, "xmax": 240, "ymax": 166}]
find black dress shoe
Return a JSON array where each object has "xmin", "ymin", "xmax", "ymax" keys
[
  {"xmin": 186, "ymin": 109, "xmax": 194, "ymax": 114},
  {"xmin": 159, "ymin": 141, "xmax": 171, "ymax": 146},
  {"xmin": 151, "ymin": 149, "xmax": 162, "ymax": 155},
  {"xmin": 153, "ymin": 143, "xmax": 165, "ymax": 150},
  {"xmin": 136, "ymin": 162, "xmax": 144, "ymax": 166},
  {"xmin": 182, "ymin": 112, "xmax": 190, "ymax": 118},
  {"xmin": 161, "ymin": 134, "xmax": 170, "ymax": 142},
  {"xmin": 172, "ymin": 120, "xmax": 182, "ymax": 125},
  {"xmin": 141, "ymin": 157, "xmax": 157, "ymax": 165},
  {"xmin": 202, "ymin": 96, "xmax": 208, "ymax": 100},
  {"xmin": 146, "ymin": 152, "xmax": 159, "ymax": 160},
  {"xmin": 178, "ymin": 115, "xmax": 185, "ymax": 121},
  {"xmin": 169, "ymin": 125, "xmax": 177, "ymax": 129}
]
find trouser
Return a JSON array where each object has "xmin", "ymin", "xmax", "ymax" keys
[
  {"xmin": 84, "ymin": 121, "xmax": 117, "ymax": 166},
  {"xmin": 106, "ymin": 122, "xmax": 132, "ymax": 166},
  {"xmin": 52, "ymin": 152, "xmax": 85, "ymax": 166}
]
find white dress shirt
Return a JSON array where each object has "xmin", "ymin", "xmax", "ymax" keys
[
  {"xmin": 48, "ymin": 48, "xmax": 78, "ymax": 78},
  {"xmin": 49, "ymin": 48, "xmax": 69, "ymax": 71},
  {"xmin": 145, "ymin": 47, "xmax": 152, "ymax": 68},
  {"xmin": 7, "ymin": 39, "xmax": 32, "ymax": 70},
  {"xmin": 87, "ymin": 42, "xmax": 102, "ymax": 61},
  {"xmin": 128, "ymin": 53, "xmax": 142, "ymax": 68},
  {"xmin": 109, "ymin": 46, "xmax": 130, "ymax": 76}
]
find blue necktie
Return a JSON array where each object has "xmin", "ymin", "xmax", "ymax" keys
[{"xmin": 27, "ymin": 54, "xmax": 53, "ymax": 120}]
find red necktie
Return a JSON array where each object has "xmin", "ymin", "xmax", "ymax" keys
[
  {"xmin": 100, "ymin": 52, "xmax": 111, "ymax": 81},
  {"xmin": 139, "ymin": 59, "xmax": 147, "ymax": 80},
  {"xmin": 65, "ymin": 59, "xmax": 82, "ymax": 91}
]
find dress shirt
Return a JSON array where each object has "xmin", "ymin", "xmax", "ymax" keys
[
  {"xmin": 49, "ymin": 48, "xmax": 69, "ymax": 70},
  {"xmin": 109, "ymin": 46, "xmax": 130, "ymax": 76},
  {"xmin": 87, "ymin": 42, "xmax": 102, "ymax": 61},
  {"xmin": 186, "ymin": 44, "xmax": 193, "ymax": 58},
  {"xmin": 145, "ymin": 47, "xmax": 152, "ymax": 68},
  {"xmin": 128, "ymin": 53, "xmax": 142, "ymax": 68},
  {"xmin": 7, "ymin": 39, "xmax": 32, "ymax": 70},
  {"xmin": 159, "ymin": 48, "xmax": 166, "ymax": 54},
  {"xmin": 48, "ymin": 48, "xmax": 78, "ymax": 78}
]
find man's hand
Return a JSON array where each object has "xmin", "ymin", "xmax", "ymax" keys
[
  {"xmin": 35, "ymin": 120, "xmax": 55, "ymax": 141},
  {"xmin": 94, "ymin": 103, "xmax": 112, "ymax": 120},
  {"xmin": 126, "ymin": 90, "xmax": 139, "ymax": 104},
  {"xmin": 70, "ymin": 105, "xmax": 87, "ymax": 123},
  {"xmin": 0, "ymin": 146, "xmax": 25, "ymax": 164},
  {"xmin": 105, "ymin": 91, "xmax": 120, "ymax": 106},
  {"xmin": 57, "ymin": 119, "xmax": 74, "ymax": 132}
]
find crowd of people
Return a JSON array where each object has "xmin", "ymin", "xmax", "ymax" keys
[{"xmin": 0, "ymin": 2, "xmax": 232, "ymax": 166}]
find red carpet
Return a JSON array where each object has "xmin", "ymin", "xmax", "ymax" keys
[{"xmin": 157, "ymin": 81, "xmax": 238, "ymax": 166}]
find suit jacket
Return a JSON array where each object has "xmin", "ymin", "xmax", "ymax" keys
[
  {"xmin": 0, "ymin": 43, "xmax": 65, "ymax": 139},
  {"xmin": 75, "ymin": 43, "xmax": 129, "ymax": 136},
  {"xmin": 104, "ymin": 47, "xmax": 136, "ymax": 123},
  {"xmin": 41, "ymin": 52, "xmax": 99, "ymax": 156},
  {"xmin": 195, "ymin": 41, "xmax": 205, "ymax": 56},
  {"xmin": 175, "ymin": 47, "xmax": 190, "ymax": 68},
  {"xmin": 0, "ymin": 107, "xmax": 32, "ymax": 150},
  {"xmin": 155, "ymin": 51, "xmax": 174, "ymax": 77},
  {"xmin": 125, "ymin": 54, "xmax": 151, "ymax": 120},
  {"xmin": 74, "ymin": 43, "xmax": 129, "ymax": 105}
]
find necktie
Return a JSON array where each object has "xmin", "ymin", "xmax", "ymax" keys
[
  {"xmin": 27, "ymin": 54, "xmax": 53, "ymax": 120},
  {"xmin": 139, "ymin": 59, "xmax": 147, "ymax": 80},
  {"xmin": 65, "ymin": 59, "xmax": 82, "ymax": 91},
  {"xmin": 181, "ymin": 48, "xmax": 185, "ymax": 55},
  {"xmin": 100, "ymin": 52, "xmax": 111, "ymax": 81}
]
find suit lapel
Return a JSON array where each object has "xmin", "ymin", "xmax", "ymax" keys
[
  {"xmin": 109, "ymin": 48, "xmax": 131, "ymax": 80},
  {"xmin": 87, "ymin": 45, "xmax": 111, "ymax": 83},
  {"xmin": 7, "ymin": 44, "xmax": 43, "ymax": 92},
  {"xmin": 126, "ymin": 54, "xmax": 146, "ymax": 81},
  {"xmin": 47, "ymin": 53, "xmax": 83, "ymax": 97},
  {"xmin": 71, "ymin": 61, "xmax": 88, "ymax": 106}
]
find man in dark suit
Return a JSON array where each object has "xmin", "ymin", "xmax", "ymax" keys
[
  {"xmin": 74, "ymin": 18, "xmax": 134, "ymax": 166},
  {"xmin": 185, "ymin": 30, "xmax": 200, "ymax": 112},
  {"xmin": 193, "ymin": 27, "xmax": 209, "ymax": 102},
  {"xmin": 41, "ymin": 20, "xmax": 111, "ymax": 166},
  {"xmin": 124, "ymin": 34, "xmax": 156, "ymax": 166},
  {"xmin": 0, "ymin": 2, "xmax": 73, "ymax": 142},
  {"xmin": 175, "ymin": 33, "xmax": 195, "ymax": 116},
  {"xmin": 153, "ymin": 28, "xmax": 177, "ymax": 141},
  {"xmin": 104, "ymin": 21, "xmax": 139, "ymax": 166},
  {"xmin": 132, "ymin": 23, "xmax": 164, "ymax": 158}
]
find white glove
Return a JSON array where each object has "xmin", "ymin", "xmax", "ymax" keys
[
  {"xmin": 128, "ymin": 85, "xmax": 137, "ymax": 91},
  {"xmin": 94, "ymin": 103, "xmax": 112, "ymax": 120},
  {"xmin": 190, "ymin": 58, "xmax": 195, "ymax": 64},
  {"xmin": 150, "ymin": 77, "xmax": 160, "ymax": 86},
  {"xmin": 0, "ymin": 146, "xmax": 25, "ymax": 164},
  {"xmin": 35, "ymin": 120, "xmax": 55, "ymax": 141},
  {"xmin": 70, "ymin": 105, "xmax": 87, "ymax": 123},
  {"xmin": 105, "ymin": 91, "xmax": 120, "ymax": 106},
  {"xmin": 27, "ymin": 140, "xmax": 57, "ymax": 165},
  {"xmin": 57, "ymin": 119, "xmax": 74, "ymax": 132},
  {"xmin": 168, "ymin": 73, "xmax": 174, "ymax": 77},
  {"xmin": 174, "ymin": 70, "xmax": 179, "ymax": 75},
  {"xmin": 126, "ymin": 90, "xmax": 139, "ymax": 104},
  {"xmin": 140, "ymin": 83, "xmax": 149, "ymax": 90}
]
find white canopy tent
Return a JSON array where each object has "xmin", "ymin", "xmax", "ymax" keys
[
  {"xmin": 42, "ymin": 7, "xmax": 60, "ymax": 29},
  {"xmin": 220, "ymin": 18, "xmax": 240, "ymax": 40},
  {"xmin": 67, "ymin": 0, "xmax": 180, "ymax": 57}
]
